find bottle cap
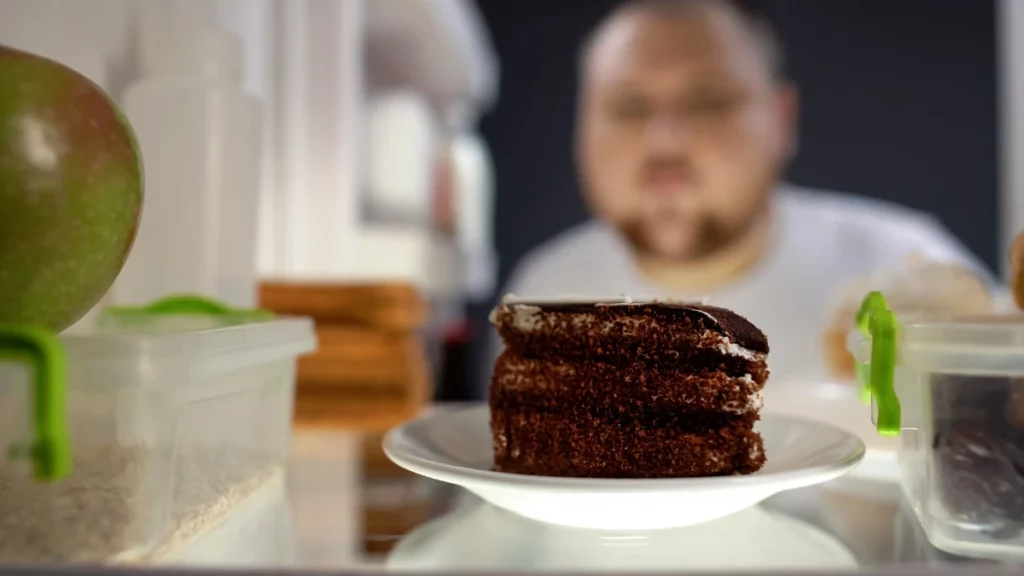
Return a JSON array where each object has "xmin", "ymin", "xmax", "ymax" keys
[
  {"xmin": 145, "ymin": 27, "xmax": 243, "ymax": 82},
  {"xmin": 138, "ymin": 0, "xmax": 215, "ymax": 71}
]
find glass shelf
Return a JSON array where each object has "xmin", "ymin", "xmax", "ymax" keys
[{"xmin": 0, "ymin": 426, "xmax": 1008, "ymax": 574}]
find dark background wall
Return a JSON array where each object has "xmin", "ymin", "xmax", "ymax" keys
[{"xmin": 452, "ymin": 0, "xmax": 998, "ymax": 399}]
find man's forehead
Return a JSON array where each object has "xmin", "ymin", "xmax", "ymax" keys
[{"xmin": 585, "ymin": 5, "xmax": 766, "ymax": 85}]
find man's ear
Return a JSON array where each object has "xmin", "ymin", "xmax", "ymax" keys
[{"xmin": 775, "ymin": 82, "xmax": 800, "ymax": 161}]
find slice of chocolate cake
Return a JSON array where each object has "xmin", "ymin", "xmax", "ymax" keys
[{"xmin": 489, "ymin": 296, "xmax": 769, "ymax": 479}]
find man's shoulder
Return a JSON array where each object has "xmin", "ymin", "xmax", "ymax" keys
[
  {"xmin": 779, "ymin": 185, "xmax": 950, "ymax": 245},
  {"xmin": 780, "ymin": 185, "xmax": 936, "ymax": 229},
  {"xmin": 778, "ymin": 184, "xmax": 990, "ymax": 278}
]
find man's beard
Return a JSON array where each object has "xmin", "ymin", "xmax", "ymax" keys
[{"xmin": 617, "ymin": 203, "xmax": 766, "ymax": 263}]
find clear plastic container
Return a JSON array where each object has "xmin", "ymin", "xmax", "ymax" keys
[
  {"xmin": 0, "ymin": 302, "xmax": 315, "ymax": 564},
  {"xmin": 849, "ymin": 294, "xmax": 1024, "ymax": 561}
]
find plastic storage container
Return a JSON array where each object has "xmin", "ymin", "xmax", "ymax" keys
[
  {"xmin": 850, "ymin": 292, "xmax": 1024, "ymax": 561},
  {"xmin": 0, "ymin": 304, "xmax": 315, "ymax": 564}
]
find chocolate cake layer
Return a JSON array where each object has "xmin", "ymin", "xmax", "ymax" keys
[
  {"xmin": 489, "ymin": 298, "xmax": 770, "ymax": 478},
  {"xmin": 491, "ymin": 409, "xmax": 764, "ymax": 478},
  {"xmin": 492, "ymin": 352, "xmax": 765, "ymax": 416},
  {"xmin": 493, "ymin": 302, "xmax": 768, "ymax": 369},
  {"xmin": 492, "ymin": 394, "xmax": 761, "ymax": 432}
]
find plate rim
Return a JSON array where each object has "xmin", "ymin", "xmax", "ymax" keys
[
  {"xmin": 762, "ymin": 380, "xmax": 900, "ymax": 485},
  {"xmin": 383, "ymin": 404, "xmax": 866, "ymax": 492}
]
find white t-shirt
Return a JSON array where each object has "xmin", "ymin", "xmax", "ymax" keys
[{"xmin": 483, "ymin": 184, "xmax": 994, "ymax": 394}]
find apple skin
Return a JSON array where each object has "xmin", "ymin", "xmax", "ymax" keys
[{"xmin": 0, "ymin": 44, "xmax": 143, "ymax": 332}]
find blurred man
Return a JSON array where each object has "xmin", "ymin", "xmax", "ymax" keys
[{"xmin": 486, "ymin": 0, "xmax": 991, "ymax": 389}]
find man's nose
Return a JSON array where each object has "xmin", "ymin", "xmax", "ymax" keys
[{"xmin": 644, "ymin": 113, "xmax": 692, "ymax": 154}]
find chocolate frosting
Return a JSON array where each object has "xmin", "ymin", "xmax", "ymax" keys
[{"xmin": 498, "ymin": 301, "xmax": 769, "ymax": 354}]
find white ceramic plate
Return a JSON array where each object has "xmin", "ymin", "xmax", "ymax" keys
[
  {"xmin": 387, "ymin": 500, "xmax": 857, "ymax": 571},
  {"xmin": 383, "ymin": 404, "xmax": 865, "ymax": 530},
  {"xmin": 762, "ymin": 381, "xmax": 899, "ymax": 486}
]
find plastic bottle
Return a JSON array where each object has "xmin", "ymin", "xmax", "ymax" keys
[
  {"xmin": 451, "ymin": 131, "xmax": 497, "ymax": 301},
  {"xmin": 365, "ymin": 91, "xmax": 440, "ymax": 225},
  {"xmin": 116, "ymin": 9, "xmax": 262, "ymax": 308}
]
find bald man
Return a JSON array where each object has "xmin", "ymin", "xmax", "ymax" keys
[{"xmin": 484, "ymin": 0, "xmax": 992, "ymax": 391}]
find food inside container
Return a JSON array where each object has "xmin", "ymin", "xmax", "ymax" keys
[
  {"xmin": 850, "ymin": 293, "xmax": 1024, "ymax": 560},
  {"xmin": 0, "ymin": 297, "xmax": 316, "ymax": 564},
  {"xmin": 823, "ymin": 254, "xmax": 993, "ymax": 380}
]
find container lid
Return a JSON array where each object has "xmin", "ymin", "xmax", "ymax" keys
[
  {"xmin": 0, "ymin": 296, "xmax": 315, "ymax": 483},
  {"xmin": 848, "ymin": 310, "xmax": 1024, "ymax": 373},
  {"xmin": 100, "ymin": 294, "xmax": 275, "ymax": 331},
  {"xmin": 76, "ymin": 295, "xmax": 315, "ymax": 374},
  {"xmin": 848, "ymin": 291, "xmax": 1024, "ymax": 438}
]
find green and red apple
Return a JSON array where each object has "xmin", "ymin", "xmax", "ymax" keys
[{"xmin": 0, "ymin": 44, "xmax": 143, "ymax": 332}]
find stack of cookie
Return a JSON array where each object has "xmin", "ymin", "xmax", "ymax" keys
[{"xmin": 260, "ymin": 282, "xmax": 431, "ymax": 430}]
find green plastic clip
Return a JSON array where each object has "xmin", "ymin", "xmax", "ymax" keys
[
  {"xmin": 855, "ymin": 363, "xmax": 872, "ymax": 404},
  {"xmin": 104, "ymin": 294, "xmax": 274, "ymax": 322},
  {"xmin": 855, "ymin": 291, "xmax": 901, "ymax": 437},
  {"xmin": 0, "ymin": 325, "xmax": 71, "ymax": 481}
]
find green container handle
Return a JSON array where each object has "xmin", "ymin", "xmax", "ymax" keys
[
  {"xmin": 0, "ymin": 325, "xmax": 71, "ymax": 481},
  {"xmin": 105, "ymin": 294, "xmax": 274, "ymax": 320},
  {"xmin": 855, "ymin": 291, "xmax": 901, "ymax": 437}
]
